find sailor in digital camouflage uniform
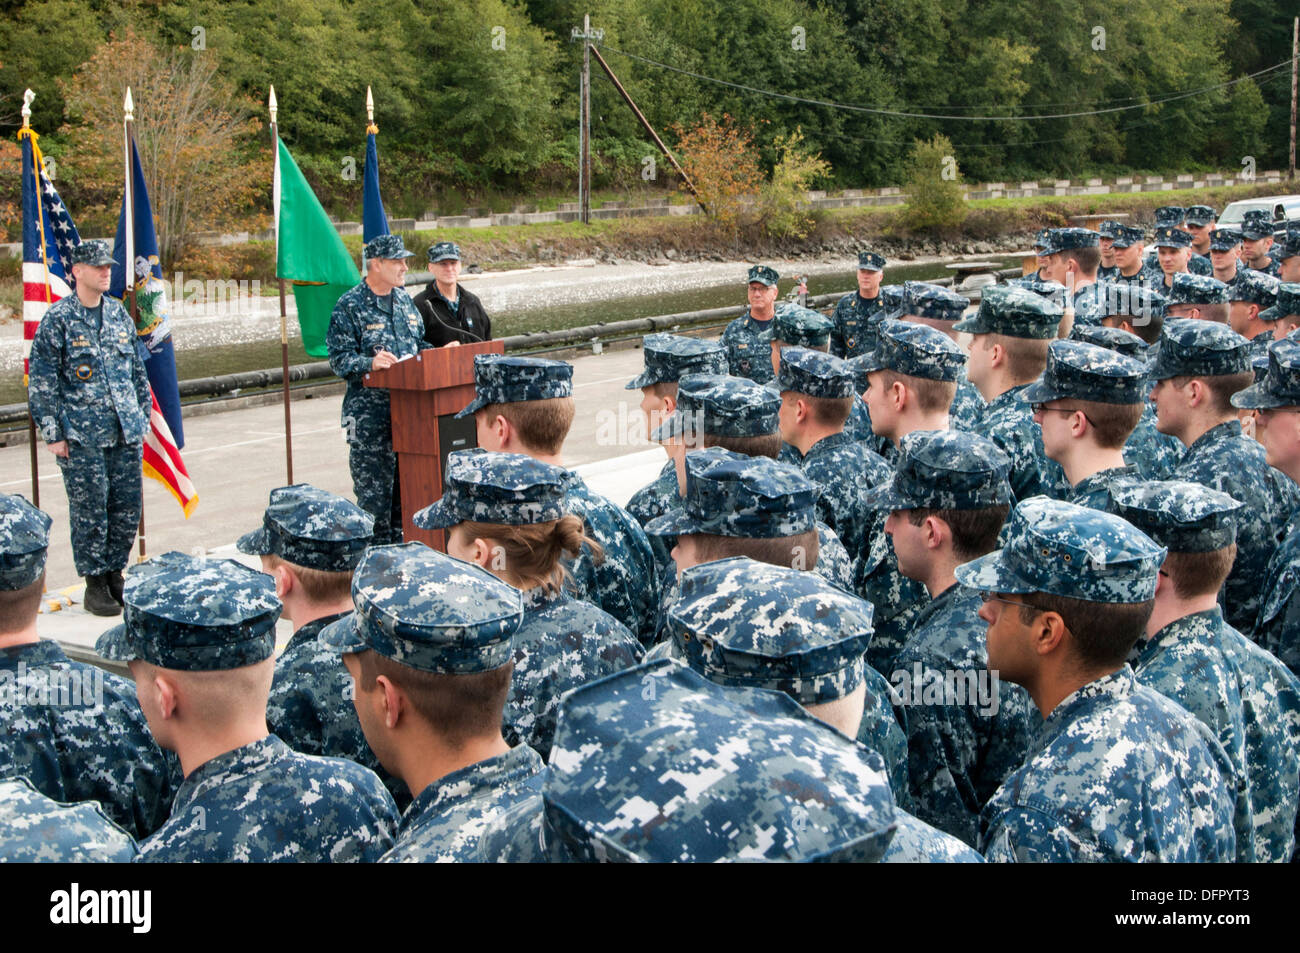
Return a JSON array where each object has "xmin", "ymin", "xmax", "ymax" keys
[
  {"xmin": 325, "ymin": 542, "xmax": 544, "ymax": 862},
  {"xmin": 1144, "ymin": 207, "xmax": 1212, "ymax": 277},
  {"xmin": 1067, "ymin": 323, "xmax": 1182, "ymax": 481},
  {"xmin": 1233, "ymin": 338, "xmax": 1300, "ymax": 678},
  {"xmin": 957, "ymin": 498, "xmax": 1238, "ymax": 862},
  {"xmin": 1109, "ymin": 225, "xmax": 1164, "ymax": 292},
  {"xmin": 1227, "ymin": 268, "xmax": 1280, "ymax": 363},
  {"xmin": 0, "ymin": 492, "xmax": 176, "ymax": 840},
  {"xmin": 1164, "ymin": 272, "xmax": 1231, "ymax": 328},
  {"xmin": 888, "ymin": 281, "xmax": 985, "ymax": 431},
  {"xmin": 1096, "ymin": 219, "xmax": 1123, "ymax": 280},
  {"xmin": 1024, "ymin": 339, "xmax": 1146, "ymax": 510},
  {"xmin": 27, "ymin": 239, "xmax": 151, "ymax": 615},
  {"xmin": 0, "ymin": 775, "xmax": 137, "ymax": 862},
  {"xmin": 1277, "ymin": 223, "xmax": 1300, "ymax": 284},
  {"xmin": 830, "ymin": 250, "xmax": 887, "ymax": 360},
  {"xmin": 1208, "ymin": 226, "xmax": 1244, "ymax": 289},
  {"xmin": 1240, "ymin": 209, "xmax": 1281, "ymax": 278},
  {"xmin": 1108, "ymin": 480, "xmax": 1292, "ymax": 862},
  {"xmin": 954, "ymin": 284, "xmax": 1070, "ymax": 501},
  {"xmin": 643, "ymin": 460, "xmax": 906, "ymax": 793},
  {"xmin": 720, "ymin": 264, "xmax": 781, "ymax": 384},
  {"xmin": 326, "ymin": 234, "xmax": 426, "ymax": 544},
  {"xmin": 414, "ymin": 450, "xmax": 642, "ymax": 760},
  {"xmin": 1184, "ymin": 205, "xmax": 1219, "ymax": 271},
  {"xmin": 623, "ymin": 333, "xmax": 728, "ymax": 572},
  {"xmin": 1149, "ymin": 319, "xmax": 1298, "ymax": 636},
  {"xmin": 477, "ymin": 660, "xmax": 921, "ymax": 862},
  {"xmin": 1260, "ymin": 282, "xmax": 1300, "ymax": 342},
  {"xmin": 462, "ymin": 353, "xmax": 660, "ymax": 644},
  {"xmin": 236, "ymin": 483, "xmax": 406, "ymax": 805},
  {"xmin": 97, "ymin": 552, "xmax": 399, "ymax": 862},
  {"xmin": 866, "ymin": 430, "xmax": 1035, "ymax": 846},
  {"xmin": 1010, "ymin": 229, "xmax": 1052, "ymax": 287},
  {"xmin": 1040, "ymin": 227, "xmax": 1106, "ymax": 320}
]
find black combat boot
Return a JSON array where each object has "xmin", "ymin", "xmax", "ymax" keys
[
  {"xmin": 83, "ymin": 574, "xmax": 122, "ymax": 617},
  {"xmin": 106, "ymin": 569, "xmax": 125, "ymax": 605}
]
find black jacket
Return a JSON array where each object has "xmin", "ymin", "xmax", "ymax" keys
[{"xmin": 412, "ymin": 282, "xmax": 492, "ymax": 347}]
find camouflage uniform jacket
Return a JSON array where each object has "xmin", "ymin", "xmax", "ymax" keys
[
  {"xmin": 830, "ymin": 292, "xmax": 884, "ymax": 359},
  {"xmin": 1110, "ymin": 265, "xmax": 1165, "ymax": 292},
  {"xmin": 504, "ymin": 587, "xmax": 644, "ymax": 760},
  {"xmin": 888, "ymin": 583, "xmax": 1036, "ymax": 846},
  {"xmin": 136, "ymin": 735, "xmax": 399, "ymax": 863},
  {"xmin": 884, "ymin": 812, "xmax": 984, "ymax": 862},
  {"xmin": 844, "ymin": 398, "xmax": 894, "ymax": 459},
  {"xmin": 1124, "ymin": 405, "xmax": 1181, "ymax": 481},
  {"xmin": 1247, "ymin": 260, "xmax": 1282, "ymax": 279},
  {"xmin": 625, "ymin": 459, "xmax": 680, "ymax": 577},
  {"xmin": 979, "ymin": 384, "xmax": 1071, "ymax": 502},
  {"xmin": 1133, "ymin": 609, "xmax": 1256, "ymax": 862},
  {"xmin": 266, "ymin": 612, "xmax": 408, "ymax": 807},
  {"xmin": 561, "ymin": 471, "xmax": 661, "ymax": 645},
  {"xmin": 1217, "ymin": 619, "xmax": 1300, "ymax": 862},
  {"xmin": 0, "ymin": 775, "xmax": 137, "ymax": 862},
  {"xmin": 1254, "ymin": 507, "xmax": 1300, "ymax": 678},
  {"xmin": 856, "ymin": 511, "xmax": 931, "ymax": 676},
  {"xmin": 325, "ymin": 281, "xmax": 425, "ymax": 439},
  {"xmin": 1174, "ymin": 420, "xmax": 1299, "ymax": 635},
  {"xmin": 27, "ymin": 293, "xmax": 150, "ymax": 446},
  {"xmin": 1097, "ymin": 265, "xmax": 1119, "ymax": 281},
  {"xmin": 720, "ymin": 311, "xmax": 776, "ymax": 385},
  {"xmin": 0, "ymin": 639, "xmax": 177, "ymax": 840},
  {"xmin": 949, "ymin": 374, "xmax": 987, "ymax": 433},
  {"xmin": 799, "ymin": 430, "xmax": 891, "ymax": 561},
  {"xmin": 1069, "ymin": 465, "xmax": 1139, "ymax": 512},
  {"xmin": 980, "ymin": 667, "xmax": 1237, "ymax": 863},
  {"xmin": 380, "ymin": 744, "xmax": 545, "ymax": 863}
]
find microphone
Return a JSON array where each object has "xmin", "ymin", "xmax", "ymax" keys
[{"xmin": 425, "ymin": 296, "xmax": 484, "ymax": 344}]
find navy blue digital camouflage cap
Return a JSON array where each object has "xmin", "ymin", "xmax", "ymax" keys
[
  {"xmin": 626, "ymin": 333, "xmax": 728, "ymax": 389},
  {"xmin": 1033, "ymin": 228, "xmax": 1052, "ymax": 252},
  {"xmin": 651, "ymin": 373, "xmax": 781, "ymax": 442},
  {"xmin": 1090, "ymin": 282, "xmax": 1166, "ymax": 323},
  {"xmin": 1106, "ymin": 480, "xmax": 1241, "ymax": 554},
  {"xmin": 900, "ymin": 281, "xmax": 969, "ymax": 321},
  {"xmin": 1277, "ymin": 227, "xmax": 1300, "ymax": 262},
  {"xmin": 1148, "ymin": 319, "xmax": 1250, "ymax": 380},
  {"xmin": 669, "ymin": 556, "xmax": 873, "ymax": 705},
  {"xmin": 954, "ymin": 496, "xmax": 1166, "ymax": 603},
  {"xmin": 864, "ymin": 429, "xmax": 1012, "ymax": 512},
  {"xmin": 237, "ymin": 484, "xmax": 374, "ymax": 573},
  {"xmin": 96, "ymin": 552, "xmax": 282, "ymax": 670},
  {"xmin": 777, "ymin": 347, "xmax": 857, "ymax": 399},
  {"xmin": 1167, "ymin": 273, "xmax": 1229, "ymax": 306},
  {"xmin": 857, "ymin": 251, "xmax": 886, "ymax": 271},
  {"xmin": 878, "ymin": 284, "xmax": 905, "ymax": 316},
  {"xmin": 1111, "ymin": 225, "xmax": 1145, "ymax": 249},
  {"xmin": 1208, "ymin": 228, "xmax": 1242, "ymax": 252},
  {"xmin": 1022, "ymin": 339, "xmax": 1148, "ymax": 405},
  {"xmin": 1015, "ymin": 276, "xmax": 1069, "ymax": 307},
  {"xmin": 773, "ymin": 304, "xmax": 832, "ymax": 347},
  {"xmin": 1153, "ymin": 226, "xmax": 1193, "ymax": 249},
  {"xmin": 69, "ymin": 240, "xmax": 115, "ymax": 267},
  {"xmin": 321, "ymin": 542, "xmax": 523, "ymax": 674},
  {"xmin": 1154, "ymin": 206, "xmax": 1186, "ymax": 228},
  {"xmin": 364, "ymin": 234, "xmax": 415, "ymax": 260},
  {"xmin": 414, "ymin": 449, "xmax": 567, "ymax": 529},
  {"xmin": 1098, "ymin": 220, "xmax": 1124, "ymax": 240},
  {"xmin": 1240, "ymin": 209, "xmax": 1276, "ymax": 241},
  {"xmin": 953, "ymin": 284, "xmax": 1064, "ymax": 338},
  {"xmin": 747, "ymin": 265, "xmax": 779, "ymax": 286},
  {"xmin": 426, "ymin": 241, "xmax": 461, "ymax": 263},
  {"xmin": 645, "ymin": 447, "xmax": 818, "ymax": 539},
  {"xmin": 855, "ymin": 318, "xmax": 966, "ymax": 381},
  {"xmin": 1232, "ymin": 337, "xmax": 1300, "ymax": 409},
  {"xmin": 1068, "ymin": 323, "xmax": 1149, "ymax": 362},
  {"xmin": 1045, "ymin": 227, "xmax": 1100, "ymax": 254},
  {"xmin": 457, "ymin": 354, "xmax": 574, "ymax": 417},
  {"xmin": 0, "ymin": 493, "xmax": 51, "ymax": 590},
  {"xmin": 1258, "ymin": 282, "xmax": 1300, "ymax": 324},
  {"xmin": 1184, "ymin": 205, "xmax": 1217, "ymax": 227},
  {"xmin": 543, "ymin": 660, "xmax": 898, "ymax": 862},
  {"xmin": 1228, "ymin": 270, "xmax": 1279, "ymax": 307}
]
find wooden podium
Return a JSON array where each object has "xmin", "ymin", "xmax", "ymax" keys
[{"xmin": 363, "ymin": 339, "xmax": 504, "ymax": 550}]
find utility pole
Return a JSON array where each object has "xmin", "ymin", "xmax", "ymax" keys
[
  {"xmin": 1291, "ymin": 16, "xmax": 1297, "ymax": 182},
  {"xmin": 572, "ymin": 14, "xmax": 602, "ymax": 224}
]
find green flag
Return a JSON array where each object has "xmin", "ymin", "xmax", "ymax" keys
[{"xmin": 274, "ymin": 135, "xmax": 359, "ymax": 357}]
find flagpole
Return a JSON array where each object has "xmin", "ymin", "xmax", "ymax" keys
[
  {"xmin": 21, "ymin": 91, "xmax": 40, "ymax": 508},
  {"xmin": 122, "ymin": 88, "xmax": 148, "ymax": 562},
  {"xmin": 271, "ymin": 87, "xmax": 294, "ymax": 484}
]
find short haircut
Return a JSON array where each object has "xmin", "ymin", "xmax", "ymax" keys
[
  {"xmin": 263, "ymin": 553, "xmax": 351, "ymax": 603},
  {"xmin": 803, "ymin": 394, "xmax": 853, "ymax": 428},
  {"xmin": 701, "ymin": 431, "xmax": 783, "ymax": 459},
  {"xmin": 1195, "ymin": 302, "xmax": 1229, "ymax": 325},
  {"xmin": 1162, "ymin": 545, "xmax": 1236, "ymax": 600},
  {"xmin": 1105, "ymin": 311, "xmax": 1164, "ymax": 345},
  {"xmin": 451, "ymin": 514, "xmax": 601, "ymax": 593},
  {"xmin": 986, "ymin": 334, "xmax": 1049, "ymax": 384},
  {"xmin": 1017, "ymin": 592, "xmax": 1155, "ymax": 669},
  {"xmin": 905, "ymin": 504, "xmax": 1009, "ymax": 561},
  {"xmin": 1074, "ymin": 399, "xmax": 1144, "ymax": 449},
  {"xmin": 687, "ymin": 529, "xmax": 820, "ymax": 571},
  {"xmin": 644, "ymin": 381, "xmax": 677, "ymax": 400},
  {"xmin": 1063, "ymin": 247, "xmax": 1101, "ymax": 275},
  {"xmin": 144, "ymin": 658, "xmax": 275, "ymax": 724},
  {"xmin": 477, "ymin": 396, "xmax": 575, "ymax": 455},
  {"xmin": 0, "ymin": 572, "xmax": 45, "ymax": 635},
  {"xmin": 1168, "ymin": 371, "xmax": 1255, "ymax": 415},
  {"xmin": 877, "ymin": 369, "xmax": 956, "ymax": 414},
  {"xmin": 357, "ymin": 649, "xmax": 513, "ymax": 749}
]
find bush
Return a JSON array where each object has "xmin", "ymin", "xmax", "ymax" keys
[
  {"xmin": 902, "ymin": 134, "xmax": 967, "ymax": 232},
  {"xmin": 670, "ymin": 113, "xmax": 763, "ymax": 235},
  {"xmin": 761, "ymin": 130, "xmax": 831, "ymax": 239}
]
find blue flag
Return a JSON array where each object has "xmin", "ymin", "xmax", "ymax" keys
[
  {"xmin": 110, "ymin": 128, "xmax": 185, "ymax": 448},
  {"xmin": 362, "ymin": 130, "xmax": 389, "ymax": 242}
]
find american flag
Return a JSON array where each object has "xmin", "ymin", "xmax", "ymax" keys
[{"xmin": 19, "ymin": 128, "xmax": 77, "ymax": 381}]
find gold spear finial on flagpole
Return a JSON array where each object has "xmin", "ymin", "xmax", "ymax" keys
[{"xmin": 366, "ymin": 86, "xmax": 377, "ymax": 134}]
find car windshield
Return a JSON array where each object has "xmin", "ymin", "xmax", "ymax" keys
[{"xmin": 1219, "ymin": 196, "xmax": 1300, "ymax": 225}]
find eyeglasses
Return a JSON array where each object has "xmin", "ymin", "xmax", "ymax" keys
[
  {"xmin": 1030, "ymin": 404, "xmax": 1095, "ymax": 426},
  {"xmin": 978, "ymin": 591, "xmax": 1039, "ymax": 612}
]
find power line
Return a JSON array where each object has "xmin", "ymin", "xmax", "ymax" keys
[{"xmin": 596, "ymin": 43, "xmax": 1293, "ymax": 122}]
